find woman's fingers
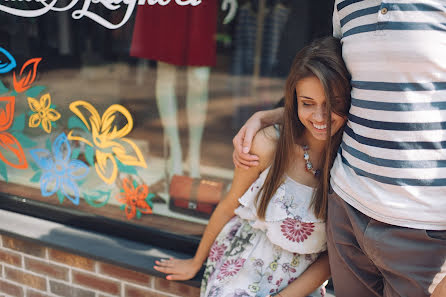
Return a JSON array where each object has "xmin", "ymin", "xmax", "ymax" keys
[
  {"xmin": 153, "ymin": 265, "xmax": 178, "ymax": 275},
  {"xmin": 166, "ymin": 273, "xmax": 190, "ymax": 281},
  {"xmin": 154, "ymin": 259, "xmax": 174, "ymax": 267},
  {"xmin": 153, "ymin": 257, "xmax": 197, "ymax": 281}
]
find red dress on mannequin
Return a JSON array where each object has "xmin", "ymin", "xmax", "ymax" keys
[{"xmin": 130, "ymin": 1, "xmax": 217, "ymax": 67}]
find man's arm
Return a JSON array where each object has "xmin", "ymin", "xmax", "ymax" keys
[{"xmin": 233, "ymin": 107, "xmax": 284, "ymax": 169}]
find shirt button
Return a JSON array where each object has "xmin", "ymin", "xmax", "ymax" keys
[{"xmin": 380, "ymin": 7, "xmax": 388, "ymax": 14}]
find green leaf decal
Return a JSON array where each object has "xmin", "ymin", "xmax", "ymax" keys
[
  {"xmin": 25, "ymin": 86, "xmax": 46, "ymax": 98},
  {"xmin": 57, "ymin": 190, "xmax": 64, "ymax": 204},
  {"xmin": 29, "ymin": 161, "xmax": 39, "ymax": 171},
  {"xmin": 84, "ymin": 190, "xmax": 111, "ymax": 208},
  {"xmin": 0, "ymin": 161, "xmax": 7, "ymax": 182},
  {"xmin": 146, "ymin": 193, "xmax": 155, "ymax": 209},
  {"xmin": 46, "ymin": 138, "xmax": 52, "ymax": 152},
  {"xmin": 12, "ymin": 132, "xmax": 37, "ymax": 148},
  {"xmin": 71, "ymin": 148, "xmax": 80, "ymax": 160},
  {"xmin": 116, "ymin": 159, "xmax": 137, "ymax": 175},
  {"xmin": 85, "ymin": 146, "xmax": 95, "ymax": 166},
  {"xmin": 77, "ymin": 178, "xmax": 87, "ymax": 186},
  {"xmin": 30, "ymin": 171, "xmax": 42, "ymax": 183},
  {"xmin": 0, "ymin": 81, "xmax": 8, "ymax": 95},
  {"xmin": 67, "ymin": 116, "xmax": 89, "ymax": 133},
  {"xmin": 10, "ymin": 113, "xmax": 25, "ymax": 132}
]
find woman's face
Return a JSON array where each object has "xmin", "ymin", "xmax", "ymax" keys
[{"xmin": 296, "ymin": 76, "xmax": 346, "ymax": 141}]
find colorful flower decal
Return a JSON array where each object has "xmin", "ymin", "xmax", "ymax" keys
[
  {"xmin": 67, "ymin": 100, "xmax": 147, "ymax": 184},
  {"xmin": 29, "ymin": 133, "xmax": 89, "ymax": 205},
  {"xmin": 0, "ymin": 47, "xmax": 16, "ymax": 74},
  {"xmin": 13, "ymin": 58, "xmax": 41, "ymax": 93},
  {"xmin": 0, "ymin": 96, "xmax": 27, "ymax": 169},
  {"xmin": 116, "ymin": 177, "xmax": 153, "ymax": 220},
  {"xmin": 280, "ymin": 218, "xmax": 315, "ymax": 243},
  {"xmin": 28, "ymin": 93, "xmax": 61, "ymax": 133}
]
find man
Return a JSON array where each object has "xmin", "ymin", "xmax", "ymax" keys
[{"xmin": 233, "ymin": 1, "xmax": 446, "ymax": 296}]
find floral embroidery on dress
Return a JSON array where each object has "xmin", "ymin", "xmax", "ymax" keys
[
  {"xmin": 281, "ymin": 263, "xmax": 297, "ymax": 274},
  {"xmin": 218, "ymin": 258, "xmax": 246, "ymax": 280},
  {"xmin": 209, "ymin": 242, "xmax": 227, "ymax": 262},
  {"xmin": 207, "ymin": 286, "xmax": 222, "ymax": 297},
  {"xmin": 225, "ymin": 289, "xmax": 252, "ymax": 297},
  {"xmin": 281, "ymin": 218, "xmax": 315, "ymax": 242}
]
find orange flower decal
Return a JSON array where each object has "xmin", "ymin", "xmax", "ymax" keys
[
  {"xmin": 116, "ymin": 177, "xmax": 152, "ymax": 220},
  {"xmin": 13, "ymin": 58, "xmax": 42, "ymax": 93},
  {"xmin": 0, "ymin": 96, "xmax": 27, "ymax": 169},
  {"xmin": 0, "ymin": 96, "xmax": 15, "ymax": 131}
]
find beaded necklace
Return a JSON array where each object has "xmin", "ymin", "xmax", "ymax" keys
[{"xmin": 302, "ymin": 145, "xmax": 321, "ymax": 177}]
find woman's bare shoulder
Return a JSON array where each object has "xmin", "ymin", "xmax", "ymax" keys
[{"xmin": 250, "ymin": 125, "xmax": 279, "ymax": 170}]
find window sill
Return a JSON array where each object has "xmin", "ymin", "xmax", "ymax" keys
[{"xmin": 0, "ymin": 209, "xmax": 203, "ymax": 288}]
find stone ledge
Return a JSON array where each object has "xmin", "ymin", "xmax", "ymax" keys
[{"xmin": 0, "ymin": 209, "xmax": 202, "ymax": 288}]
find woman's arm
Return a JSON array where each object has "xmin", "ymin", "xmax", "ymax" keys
[
  {"xmin": 432, "ymin": 276, "xmax": 446, "ymax": 297},
  {"xmin": 233, "ymin": 107, "xmax": 284, "ymax": 169},
  {"xmin": 277, "ymin": 252, "xmax": 330, "ymax": 297},
  {"xmin": 154, "ymin": 128, "xmax": 277, "ymax": 281}
]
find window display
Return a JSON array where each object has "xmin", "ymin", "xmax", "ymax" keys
[{"xmin": 0, "ymin": 0, "xmax": 332, "ymax": 242}]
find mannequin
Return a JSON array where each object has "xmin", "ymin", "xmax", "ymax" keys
[{"xmin": 131, "ymin": 0, "xmax": 237, "ymax": 178}]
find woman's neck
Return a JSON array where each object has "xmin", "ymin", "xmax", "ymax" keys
[{"xmin": 299, "ymin": 130, "xmax": 326, "ymax": 154}]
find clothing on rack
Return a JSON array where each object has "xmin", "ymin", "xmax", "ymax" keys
[{"xmin": 231, "ymin": 2, "xmax": 290, "ymax": 76}]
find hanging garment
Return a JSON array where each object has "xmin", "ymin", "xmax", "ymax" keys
[
  {"xmin": 130, "ymin": 1, "xmax": 217, "ymax": 66},
  {"xmin": 231, "ymin": 2, "xmax": 257, "ymax": 75},
  {"xmin": 231, "ymin": 2, "xmax": 290, "ymax": 76},
  {"xmin": 261, "ymin": 3, "xmax": 290, "ymax": 76}
]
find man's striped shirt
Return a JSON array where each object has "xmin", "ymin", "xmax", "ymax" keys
[{"xmin": 331, "ymin": 0, "xmax": 446, "ymax": 229}]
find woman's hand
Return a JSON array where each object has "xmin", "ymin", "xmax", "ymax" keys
[{"xmin": 153, "ymin": 257, "xmax": 201, "ymax": 281}]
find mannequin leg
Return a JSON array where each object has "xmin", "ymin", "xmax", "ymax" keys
[
  {"xmin": 156, "ymin": 62, "xmax": 183, "ymax": 176},
  {"xmin": 186, "ymin": 66, "xmax": 210, "ymax": 178}
]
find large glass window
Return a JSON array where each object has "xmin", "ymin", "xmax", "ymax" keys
[{"xmin": 0, "ymin": 0, "xmax": 332, "ymax": 241}]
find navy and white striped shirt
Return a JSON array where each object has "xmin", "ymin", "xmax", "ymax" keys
[{"xmin": 331, "ymin": 0, "xmax": 446, "ymax": 230}]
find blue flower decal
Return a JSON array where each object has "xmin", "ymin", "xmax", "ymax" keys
[
  {"xmin": 30, "ymin": 133, "xmax": 89, "ymax": 205},
  {"xmin": 0, "ymin": 47, "xmax": 16, "ymax": 74}
]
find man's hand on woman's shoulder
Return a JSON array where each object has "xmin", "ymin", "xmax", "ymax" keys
[{"xmin": 232, "ymin": 108, "xmax": 284, "ymax": 169}]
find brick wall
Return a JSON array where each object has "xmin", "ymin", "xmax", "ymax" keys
[{"xmin": 0, "ymin": 235, "xmax": 200, "ymax": 297}]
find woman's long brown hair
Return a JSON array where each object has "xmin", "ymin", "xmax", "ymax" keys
[{"xmin": 256, "ymin": 36, "xmax": 351, "ymax": 221}]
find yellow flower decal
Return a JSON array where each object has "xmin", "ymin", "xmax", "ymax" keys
[
  {"xmin": 67, "ymin": 100, "xmax": 147, "ymax": 184},
  {"xmin": 28, "ymin": 93, "xmax": 61, "ymax": 133},
  {"xmin": 269, "ymin": 261, "xmax": 278, "ymax": 271}
]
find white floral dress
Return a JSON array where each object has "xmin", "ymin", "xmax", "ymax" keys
[{"xmin": 201, "ymin": 167, "xmax": 327, "ymax": 297}]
